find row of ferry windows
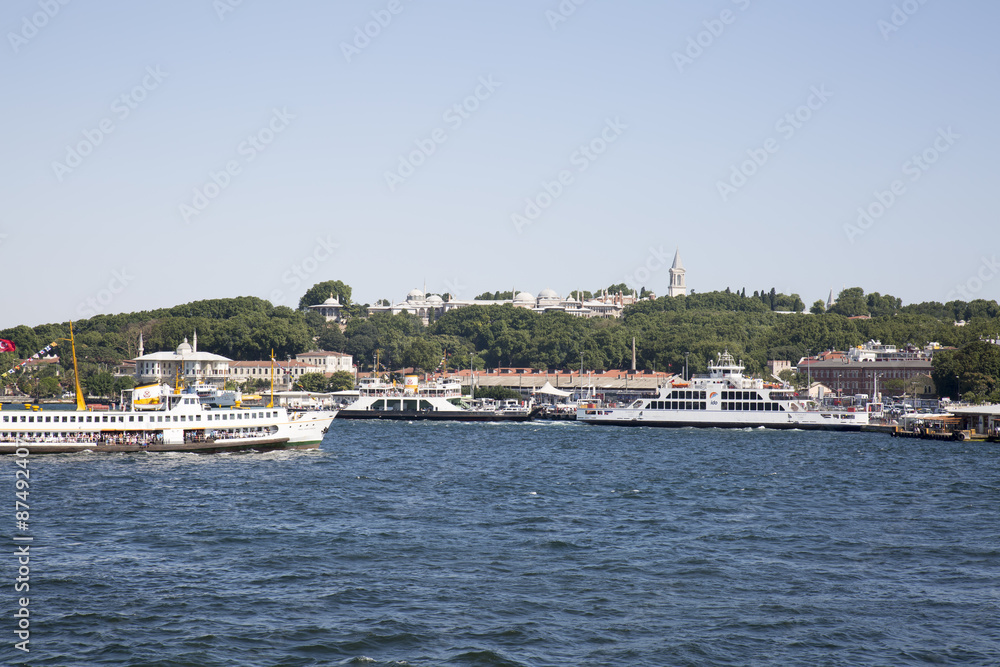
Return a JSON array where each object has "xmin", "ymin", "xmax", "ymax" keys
[
  {"xmin": 2, "ymin": 411, "xmax": 276, "ymax": 424},
  {"xmin": 721, "ymin": 402, "xmax": 784, "ymax": 411},
  {"xmin": 721, "ymin": 391, "xmax": 764, "ymax": 401},
  {"xmin": 665, "ymin": 391, "xmax": 707, "ymax": 400},
  {"xmin": 648, "ymin": 401, "xmax": 708, "ymax": 411}
]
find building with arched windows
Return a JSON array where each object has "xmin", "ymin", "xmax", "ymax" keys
[
  {"xmin": 668, "ymin": 249, "xmax": 687, "ymax": 297},
  {"xmin": 133, "ymin": 332, "xmax": 231, "ymax": 386},
  {"xmin": 307, "ymin": 293, "xmax": 344, "ymax": 323}
]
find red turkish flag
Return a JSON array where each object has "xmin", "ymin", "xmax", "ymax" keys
[{"xmin": 0, "ymin": 339, "xmax": 15, "ymax": 353}]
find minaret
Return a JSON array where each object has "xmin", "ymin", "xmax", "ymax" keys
[
  {"xmin": 138, "ymin": 332, "xmax": 144, "ymax": 357},
  {"xmin": 668, "ymin": 249, "xmax": 687, "ymax": 297},
  {"xmin": 631, "ymin": 337, "xmax": 636, "ymax": 371},
  {"xmin": 192, "ymin": 330, "xmax": 198, "ymax": 352}
]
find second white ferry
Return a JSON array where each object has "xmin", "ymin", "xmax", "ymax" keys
[
  {"xmin": 577, "ymin": 350, "xmax": 869, "ymax": 431},
  {"xmin": 337, "ymin": 375, "xmax": 536, "ymax": 421}
]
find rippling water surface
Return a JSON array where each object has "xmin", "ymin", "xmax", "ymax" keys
[{"xmin": 13, "ymin": 422, "xmax": 1000, "ymax": 665}]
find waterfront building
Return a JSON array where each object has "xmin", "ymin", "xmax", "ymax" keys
[
  {"xmin": 228, "ymin": 360, "xmax": 315, "ymax": 391},
  {"xmin": 950, "ymin": 404, "xmax": 1000, "ymax": 438},
  {"xmin": 230, "ymin": 352, "xmax": 354, "ymax": 390},
  {"xmin": 797, "ymin": 353, "xmax": 935, "ymax": 400},
  {"xmin": 295, "ymin": 350, "xmax": 353, "ymax": 374},
  {"xmin": 133, "ymin": 332, "xmax": 230, "ymax": 387}
]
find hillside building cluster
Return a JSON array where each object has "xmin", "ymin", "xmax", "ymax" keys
[
  {"xmin": 793, "ymin": 340, "xmax": 942, "ymax": 405},
  {"xmin": 130, "ymin": 332, "xmax": 353, "ymax": 391},
  {"xmin": 313, "ymin": 250, "xmax": 688, "ymax": 325}
]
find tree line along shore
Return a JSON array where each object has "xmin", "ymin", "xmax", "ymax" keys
[{"xmin": 2, "ymin": 281, "xmax": 999, "ymax": 404}]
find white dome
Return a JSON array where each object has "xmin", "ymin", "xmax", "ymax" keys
[
  {"xmin": 406, "ymin": 289, "xmax": 425, "ymax": 301},
  {"xmin": 427, "ymin": 294, "xmax": 443, "ymax": 304},
  {"xmin": 322, "ymin": 294, "xmax": 340, "ymax": 306},
  {"xmin": 176, "ymin": 338, "xmax": 193, "ymax": 355},
  {"xmin": 514, "ymin": 291, "xmax": 535, "ymax": 303},
  {"xmin": 538, "ymin": 288, "xmax": 558, "ymax": 299}
]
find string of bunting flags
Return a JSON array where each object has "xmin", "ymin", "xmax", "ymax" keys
[{"xmin": 2, "ymin": 341, "xmax": 58, "ymax": 377}]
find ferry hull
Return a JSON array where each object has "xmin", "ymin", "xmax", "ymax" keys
[
  {"xmin": 578, "ymin": 418, "xmax": 866, "ymax": 432},
  {"xmin": 0, "ymin": 436, "xmax": 321, "ymax": 455}
]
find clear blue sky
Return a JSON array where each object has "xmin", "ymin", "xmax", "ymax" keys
[{"xmin": 2, "ymin": 0, "xmax": 997, "ymax": 329}]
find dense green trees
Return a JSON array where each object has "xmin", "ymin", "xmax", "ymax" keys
[
  {"xmin": 298, "ymin": 280, "xmax": 352, "ymax": 309},
  {"xmin": 2, "ymin": 283, "xmax": 999, "ymax": 398},
  {"xmin": 328, "ymin": 371, "xmax": 355, "ymax": 392},
  {"xmin": 474, "ymin": 291, "xmax": 514, "ymax": 300},
  {"xmin": 295, "ymin": 373, "xmax": 329, "ymax": 392},
  {"xmin": 344, "ymin": 312, "xmax": 424, "ymax": 370},
  {"xmin": 827, "ymin": 287, "xmax": 869, "ymax": 317},
  {"xmin": 402, "ymin": 338, "xmax": 443, "ymax": 372},
  {"xmin": 932, "ymin": 341, "xmax": 1000, "ymax": 403},
  {"xmin": 295, "ymin": 371, "xmax": 358, "ymax": 392},
  {"xmin": 84, "ymin": 372, "xmax": 114, "ymax": 398},
  {"xmin": 315, "ymin": 324, "xmax": 347, "ymax": 352},
  {"xmin": 17, "ymin": 376, "xmax": 61, "ymax": 400}
]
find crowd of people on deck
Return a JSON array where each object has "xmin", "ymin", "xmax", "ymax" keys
[{"xmin": 5, "ymin": 426, "xmax": 275, "ymax": 445}]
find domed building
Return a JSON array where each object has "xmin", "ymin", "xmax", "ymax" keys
[
  {"xmin": 307, "ymin": 293, "xmax": 344, "ymax": 323},
  {"xmin": 133, "ymin": 332, "xmax": 231, "ymax": 387},
  {"xmin": 367, "ymin": 289, "xmax": 453, "ymax": 325},
  {"xmin": 513, "ymin": 291, "xmax": 535, "ymax": 307},
  {"xmin": 536, "ymin": 288, "xmax": 561, "ymax": 309}
]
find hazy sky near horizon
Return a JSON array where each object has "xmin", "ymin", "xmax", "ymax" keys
[{"xmin": 2, "ymin": 0, "xmax": 997, "ymax": 330}]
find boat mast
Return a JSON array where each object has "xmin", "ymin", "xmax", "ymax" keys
[{"xmin": 67, "ymin": 321, "xmax": 86, "ymax": 411}]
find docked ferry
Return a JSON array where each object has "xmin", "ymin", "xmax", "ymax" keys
[
  {"xmin": 337, "ymin": 375, "xmax": 535, "ymax": 421},
  {"xmin": 577, "ymin": 351, "xmax": 868, "ymax": 431},
  {"xmin": 0, "ymin": 383, "xmax": 336, "ymax": 454}
]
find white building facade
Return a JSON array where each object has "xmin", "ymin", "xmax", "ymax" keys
[
  {"xmin": 307, "ymin": 294, "xmax": 344, "ymax": 322},
  {"xmin": 295, "ymin": 351, "xmax": 353, "ymax": 373},
  {"xmin": 367, "ymin": 288, "xmax": 645, "ymax": 324},
  {"xmin": 133, "ymin": 333, "xmax": 230, "ymax": 386},
  {"xmin": 228, "ymin": 360, "xmax": 316, "ymax": 391}
]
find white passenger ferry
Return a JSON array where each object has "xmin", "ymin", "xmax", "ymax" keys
[
  {"xmin": 0, "ymin": 383, "xmax": 337, "ymax": 454},
  {"xmin": 337, "ymin": 375, "xmax": 535, "ymax": 421},
  {"xmin": 577, "ymin": 351, "xmax": 869, "ymax": 431}
]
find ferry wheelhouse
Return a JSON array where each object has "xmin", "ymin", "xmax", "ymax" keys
[{"xmin": 577, "ymin": 350, "xmax": 868, "ymax": 431}]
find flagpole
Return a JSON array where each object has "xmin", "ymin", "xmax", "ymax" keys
[{"xmin": 268, "ymin": 349, "xmax": 275, "ymax": 409}]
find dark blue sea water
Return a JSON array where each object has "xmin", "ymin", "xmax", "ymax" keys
[{"xmin": 7, "ymin": 422, "xmax": 1000, "ymax": 666}]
